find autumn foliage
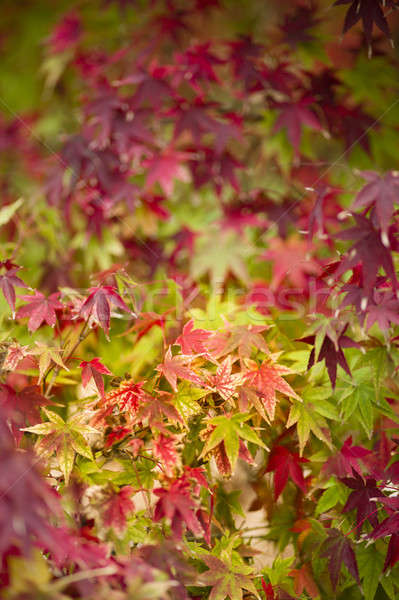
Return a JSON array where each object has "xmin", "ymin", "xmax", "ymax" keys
[{"xmin": 2, "ymin": 0, "xmax": 399, "ymax": 598}]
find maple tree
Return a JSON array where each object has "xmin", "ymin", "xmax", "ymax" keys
[{"xmin": 1, "ymin": 0, "xmax": 399, "ymax": 598}]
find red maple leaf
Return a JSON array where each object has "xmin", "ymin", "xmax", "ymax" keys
[
  {"xmin": 156, "ymin": 347, "xmax": 203, "ymax": 392},
  {"xmin": 289, "ymin": 564, "xmax": 319, "ymax": 599},
  {"xmin": 136, "ymin": 391, "xmax": 184, "ymax": 425},
  {"xmin": 370, "ymin": 497, "xmax": 399, "ymax": 541},
  {"xmin": 47, "ymin": 11, "xmax": 81, "ymax": 54},
  {"xmin": 152, "ymin": 434, "xmax": 179, "ymax": 475},
  {"xmin": 323, "ymin": 436, "xmax": 371, "ymax": 478},
  {"xmin": 320, "ymin": 528, "xmax": 360, "ymax": 590},
  {"xmin": 175, "ymin": 319, "xmax": 212, "ymax": 356},
  {"xmin": 280, "ymin": 5, "xmax": 321, "ymax": 47},
  {"xmin": 299, "ymin": 328, "xmax": 359, "ymax": 388},
  {"xmin": 17, "ymin": 291, "xmax": 63, "ymax": 332},
  {"xmin": 0, "ymin": 409, "xmax": 62, "ymax": 562},
  {"xmin": 352, "ymin": 170, "xmax": 399, "ymax": 237},
  {"xmin": 244, "ymin": 359, "xmax": 301, "ymax": 421},
  {"xmin": 153, "ymin": 477, "xmax": 204, "ymax": 539},
  {"xmin": 341, "ymin": 473, "xmax": 384, "ymax": 536},
  {"xmin": 305, "ymin": 183, "xmax": 342, "ymax": 242},
  {"xmin": 266, "ymin": 445, "xmax": 309, "ymax": 500},
  {"xmin": 122, "ymin": 310, "xmax": 172, "ymax": 341},
  {"xmin": 102, "ymin": 486, "xmax": 135, "ymax": 533},
  {"xmin": 383, "ymin": 533, "xmax": 399, "ymax": 571},
  {"xmin": 262, "ymin": 237, "xmax": 321, "ymax": 290},
  {"xmin": 334, "ymin": 0, "xmax": 391, "ymax": 45},
  {"xmin": 205, "ymin": 355, "xmax": 245, "ymax": 401},
  {"xmin": 273, "ymin": 96, "xmax": 322, "ymax": 154},
  {"xmin": 188, "ymin": 146, "xmax": 242, "ymax": 194},
  {"xmin": 217, "ymin": 324, "xmax": 269, "ymax": 363},
  {"xmin": 80, "ymin": 357, "xmax": 112, "ymax": 398},
  {"xmin": 335, "ymin": 213, "xmax": 398, "ymax": 293},
  {"xmin": 174, "ymin": 42, "xmax": 224, "ymax": 89},
  {"xmin": 365, "ymin": 290, "xmax": 399, "ymax": 331},
  {"xmin": 172, "ymin": 98, "xmax": 221, "ymax": 143},
  {"xmin": 324, "ymin": 103, "xmax": 374, "ymax": 155},
  {"xmin": 79, "ymin": 285, "xmax": 133, "ymax": 335},
  {"xmin": 228, "ymin": 35, "xmax": 264, "ymax": 91},
  {"xmin": 0, "ymin": 384, "xmax": 49, "ymax": 444},
  {"xmin": 0, "ymin": 262, "xmax": 28, "ymax": 316},
  {"xmin": 144, "ymin": 149, "xmax": 190, "ymax": 196}
]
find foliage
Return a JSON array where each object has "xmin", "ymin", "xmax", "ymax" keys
[{"xmin": 1, "ymin": 0, "xmax": 399, "ymax": 598}]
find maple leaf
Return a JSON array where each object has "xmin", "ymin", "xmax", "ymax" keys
[
  {"xmin": 24, "ymin": 408, "xmax": 98, "ymax": 483},
  {"xmin": 205, "ymin": 355, "xmax": 245, "ymax": 401},
  {"xmin": 365, "ymin": 290, "xmax": 399, "ymax": 331},
  {"xmin": 320, "ymin": 528, "xmax": 360, "ymax": 590},
  {"xmin": 289, "ymin": 564, "xmax": 319, "ymax": 599},
  {"xmin": 370, "ymin": 505, "xmax": 399, "ymax": 543},
  {"xmin": 102, "ymin": 379, "xmax": 147, "ymax": 418},
  {"xmin": 324, "ymin": 103, "xmax": 374, "ymax": 155},
  {"xmin": 0, "ymin": 262, "xmax": 28, "ymax": 316},
  {"xmin": 102, "ymin": 486, "xmax": 135, "ymax": 533},
  {"xmin": 83, "ymin": 81, "xmax": 123, "ymax": 148},
  {"xmin": 218, "ymin": 324, "xmax": 269, "ymax": 363},
  {"xmin": 174, "ymin": 42, "xmax": 224, "ymax": 89},
  {"xmin": 191, "ymin": 229, "xmax": 252, "ymax": 289},
  {"xmin": 0, "ymin": 411, "xmax": 62, "ymax": 562},
  {"xmin": 152, "ymin": 433, "xmax": 179, "ymax": 475},
  {"xmin": 262, "ymin": 237, "xmax": 321, "ymax": 290},
  {"xmin": 105, "ymin": 426, "xmax": 131, "ymax": 447},
  {"xmin": 17, "ymin": 291, "xmax": 63, "ymax": 332},
  {"xmin": 188, "ymin": 146, "xmax": 242, "ymax": 194},
  {"xmin": 273, "ymin": 97, "xmax": 322, "ymax": 154},
  {"xmin": 47, "ymin": 11, "xmax": 81, "ymax": 53},
  {"xmin": 306, "ymin": 183, "xmax": 342, "ymax": 242},
  {"xmin": 119, "ymin": 65, "xmax": 174, "ymax": 110},
  {"xmin": 153, "ymin": 477, "xmax": 204, "ymax": 539},
  {"xmin": 144, "ymin": 148, "xmax": 190, "ymax": 196},
  {"xmin": 334, "ymin": 214, "xmax": 398, "ymax": 293},
  {"xmin": 0, "ymin": 384, "xmax": 49, "ymax": 444},
  {"xmin": 200, "ymin": 554, "xmax": 260, "ymax": 600},
  {"xmin": 280, "ymin": 5, "xmax": 321, "ymax": 47},
  {"xmin": 287, "ymin": 397, "xmax": 333, "ymax": 455},
  {"xmin": 156, "ymin": 347, "xmax": 203, "ymax": 392},
  {"xmin": 79, "ymin": 285, "xmax": 134, "ymax": 335},
  {"xmin": 2, "ymin": 341, "xmax": 30, "ymax": 371},
  {"xmin": 135, "ymin": 390, "xmax": 184, "ymax": 425},
  {"xmin": 172, "ymin": 382, "xmax": 209, "ymax": 425},
  {"xmin": 334, "ymin": 0, "xmax": 391, "ymax": 45},
  {"xmin": 122, "ymin": 310, "xmax": 171, "ymax": 341},
  {"xmin": 383, "ymin": 533, "xmax": 399, "ymax": 571},
  {"xmin": 31, "ymin": 341, "xmax": 69, "ymax": 383},
  {"xmin": 244, "ymin": 358, "xmax": 301, "ymax": 421},
  {"xmin": 201, "ymin": 412, "xmax": 266, "ymax": 473},
  {"xmin": 299, "ymin": 325, "xmax": 359, "ymax": 388},
  {"xmin": 266, "ymin": 445, "xmax": 309, "ymax": 500},
  {"xmin": 323, "ymin": 436, "xmax": 371, "ymax": 478},
  {"xmin": 352, "ymin": 170, "xmax": 399, "ymax": 237},
  {"xmin": 80, "ymin": 357, "xmax": 112, "ymax": 398},
  {"xmin": 341, "ymin": 473, "xmax": 384, "ymax": 535},
  {"xmin": 112, "ymin": 108, "xmax": 154, "ymax": 157},
  {"xmin": 172, "ymin": 98, "xmax": 223, "ymax": 145},
  {"xmin": 175, "ymin": 319, "xmax": 213, "ymax": 356}
]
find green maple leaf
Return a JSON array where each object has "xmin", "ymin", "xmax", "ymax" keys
[
  {"xmin": 31, "ymin": 341, "xmax": 69, "ymax": 383},
  {"xmin": 286, "ymin": 399, "xmax": 333, "ymax": 455},
  {"xmin": 173, "ymin": 382, "xmax": 210, "ymax": 425},
  {"xmin": 200, "ymin": 555, "xmax": 260, "ymax": 600},
  {"xmin": 24, "ymin": 409, "xmax": 98, "ymax": 483},
  {"xmin": 191, "ymin": 230, "xmax": 252, "ymax": 289},
  {"xmin": 201, "ymin": 413, "xmax": 267, "ymax": 472}
]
